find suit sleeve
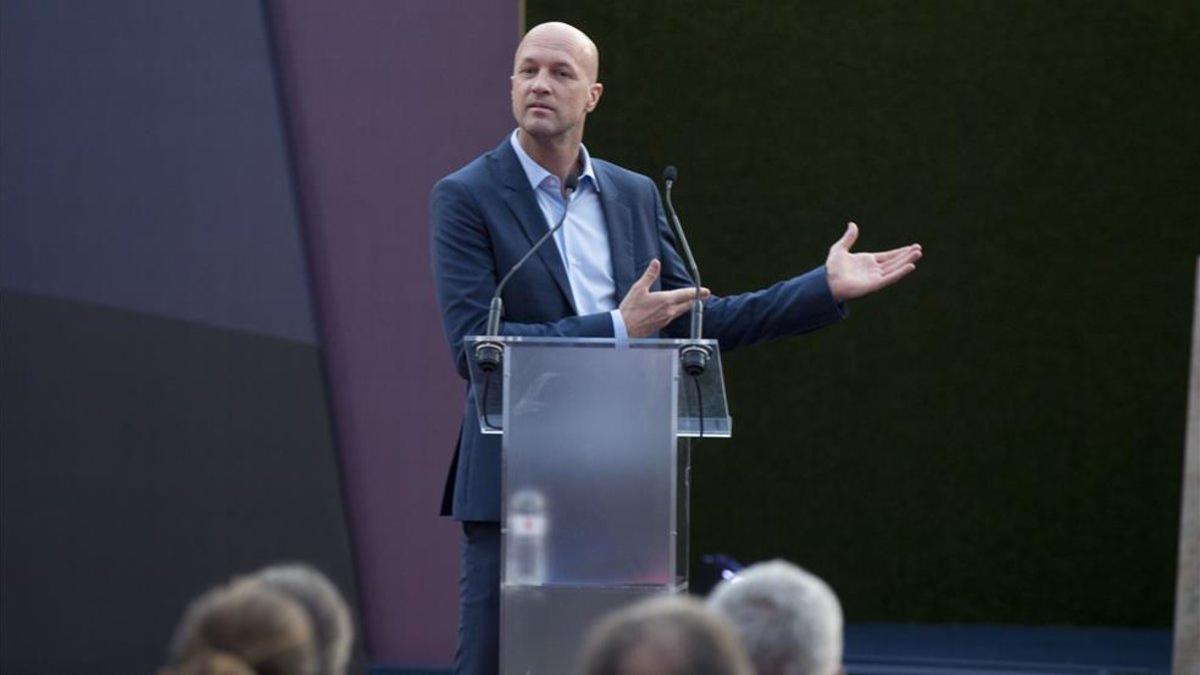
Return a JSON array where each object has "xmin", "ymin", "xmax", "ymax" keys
[
  {"xmin": 646, "ymin": 177, "xmax": 847, "ymax": 352},
  {"xmin": 431, "ymin": 177, "xmax": 616, "ymax": 380}
]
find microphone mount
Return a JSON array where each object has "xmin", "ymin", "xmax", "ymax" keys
[{"xmin": 662, "ymin": 166, "xmax": 710, "ymax": 377}]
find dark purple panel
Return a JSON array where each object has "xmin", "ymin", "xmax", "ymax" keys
[{"xmin": 267, "ymin": 1, "xmax": 518, "ymax": 665}]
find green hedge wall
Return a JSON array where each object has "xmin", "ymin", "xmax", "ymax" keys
[{"xmin": 526, "ymin": 1, "xmax": 1198, "ymax": 626}]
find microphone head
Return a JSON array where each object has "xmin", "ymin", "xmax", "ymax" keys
[
  {"xmin": 564, "ymin": 172, "xmax": 580, "ymax": 194},
  {"xmin": 663, "ymin": 165, "xmax": 678, "ymax": 184}
]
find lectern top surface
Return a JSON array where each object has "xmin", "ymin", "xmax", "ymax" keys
[
  {"xmin": 466, "ymin": 335, "xmax": 721, "ymax": 349},
  {"xmin": 464, "ymin": 335, "xmax": 731, "ymax": 438}
]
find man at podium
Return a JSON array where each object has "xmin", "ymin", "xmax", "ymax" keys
[{"xmin": 430, "ymin": 21, "xmax": 922, "ymax": 675}]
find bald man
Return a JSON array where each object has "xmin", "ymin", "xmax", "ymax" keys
[{"xmin": 430, "ymin": 22, "xmax": 921, "ymax": 674}]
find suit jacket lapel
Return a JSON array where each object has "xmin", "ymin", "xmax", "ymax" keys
[
  {"xmin": 594, "ymin": 164, "xmax": 635, "ymax": 300},
  {"xmin": 491, "ymin": 140, "xmax": 578, "ymax": 314}
]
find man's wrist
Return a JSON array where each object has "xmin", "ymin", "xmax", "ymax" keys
[
  {"xmin": 610, "ymin": 309, "xmax": 629, "ymax": 343},
  {"xmin": 825, "ymin": 266, "xmax": 845, "ymax": 303}
]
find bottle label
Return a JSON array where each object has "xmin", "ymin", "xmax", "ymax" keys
[{"xmin": 509, "ymin": 514, "xmax": 547, "ymax": 536}]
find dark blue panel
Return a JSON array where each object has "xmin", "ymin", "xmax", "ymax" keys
[
  {"xmin": 0, "ymin": 290, "xmax": 361, "ymax": 673},
  {"xmin": 0, "ymin": 0, "xmax": 315, "ymax": 343}
]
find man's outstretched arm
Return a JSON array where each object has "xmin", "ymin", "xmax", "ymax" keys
[{"xmin": 640, "ymin": 178, "xmax": 922, "ymax": 348}]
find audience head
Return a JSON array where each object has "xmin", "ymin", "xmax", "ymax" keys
[
  {"xmin": 579, "ymin": 594, "xmax": 754, "ymax": 675},
  {"xmin": 163, "ymin": 578, "xmax": 318, "ymax": 675},
  {"xmin": 253, "ymin": 563, "xmax": 354, "ymax": 675},
  {"xmin": 708, "ymin": 560, "xmax": 844, "ymax": 675}
]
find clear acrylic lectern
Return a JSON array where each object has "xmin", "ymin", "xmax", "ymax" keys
[{"xmin": 465, "ymin": 336, "xmax": 731, "ymax": 674}]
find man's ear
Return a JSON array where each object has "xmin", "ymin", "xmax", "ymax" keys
[{"xmin": 587, "ymin": 82, "xmax": 603, "ymax": 112}]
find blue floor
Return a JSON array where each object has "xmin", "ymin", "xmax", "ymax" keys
[
  {"xmin": 372, "ymin": 624, "xmax": 1174, "ymax": 674},
  {"xmin": 844, "ymin": 624, "xmax": 1173, "ymax": 675}
]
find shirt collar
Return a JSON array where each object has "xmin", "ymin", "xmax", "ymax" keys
[{"xmin": 509, "ymin": 129, "xmax": 599, "ymax": 194}]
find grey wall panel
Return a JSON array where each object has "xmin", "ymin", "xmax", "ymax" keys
[
  {"xmin": 0, "ymin": 0, "xmax": 362, "ymax": 671},
  {"xmin": 0, "ymin": 0, "xmax": 315, "ymax": 343}
]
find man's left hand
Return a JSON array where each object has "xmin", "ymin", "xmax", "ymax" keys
[{"xmin": 825, "ymin": 222, "xmax": 922, "ymax": 302}]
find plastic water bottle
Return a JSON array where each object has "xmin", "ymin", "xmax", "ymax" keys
[{"xmin": 507, "ymin": 489, "xmax": 548, "ymax": 586}]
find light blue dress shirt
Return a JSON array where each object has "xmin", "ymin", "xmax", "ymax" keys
[{"xmin": 509, "ymin": 130, "xmax": 628, "ymax": 340}]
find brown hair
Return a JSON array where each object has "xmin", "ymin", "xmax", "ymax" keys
[{"xmin": 163, "ymin": 578, "xmax": 318, "ymax": 675}]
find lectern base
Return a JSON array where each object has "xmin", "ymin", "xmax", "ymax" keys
[{"xmin": 501, "ymin": 584, "xmax": 674, "ymax": 675}]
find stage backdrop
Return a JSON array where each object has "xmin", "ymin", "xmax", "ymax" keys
[
  {"xmin": 266, "ymin": 0, "xmax": 518, "ymax": 667},
  {"xmin": 0, "ymin": 2, "xmax": 361, "ymax": 672},
  {"xmin": 2, "ymin": 0, "xmax": 520, "ymax": 671},
  {"xmin": 526, "ymin": 0, "xmax": 1199, "ymax": 626}
]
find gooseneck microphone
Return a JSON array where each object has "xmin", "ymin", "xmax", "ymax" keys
[
  {"xmin": 475, "ymin": 172, "xmax": 581, "ymax": 373},
  {"xmin": 662, "ymin": 166, "xmax": 710, "ymax": 376}
]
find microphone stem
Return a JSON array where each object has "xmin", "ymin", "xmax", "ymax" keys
[
  {"xmin": 486, "ymin": 181, "xmax": 578, "ymax": 337},
  {"xmin": 664, "ymin": 180, "xmax": 703, "ymax": 341}
]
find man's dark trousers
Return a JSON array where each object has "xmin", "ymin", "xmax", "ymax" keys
[{"xmin": 456, "ymin": 522, "xmax": 500, "ymax": 675}]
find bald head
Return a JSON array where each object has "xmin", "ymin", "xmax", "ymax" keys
[
  {"xmin": 510, "ymin": 21, "xmax": 604, "ymax": 147},
  {"xmin": 517, "ymin": 22, "xmax": 599, "ymax": 82}
]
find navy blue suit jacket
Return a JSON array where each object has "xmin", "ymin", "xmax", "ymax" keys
[{"xmin": 431, "ymin": 137, "xmax": 845, "ymax": 522}]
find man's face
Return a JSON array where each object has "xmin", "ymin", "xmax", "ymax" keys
[{"xmin": 510, "ymin": 33, "xmax": 601, "ymax": 140}]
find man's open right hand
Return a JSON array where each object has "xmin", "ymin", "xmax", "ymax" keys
[{"xmin": 618, "ymin": 259, "xmax": 710, "ymax": 338}]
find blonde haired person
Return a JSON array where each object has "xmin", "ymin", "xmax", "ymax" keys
[{"xmin": 162, "ymin": 578, "xmax": 317, "ymax": 675}]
